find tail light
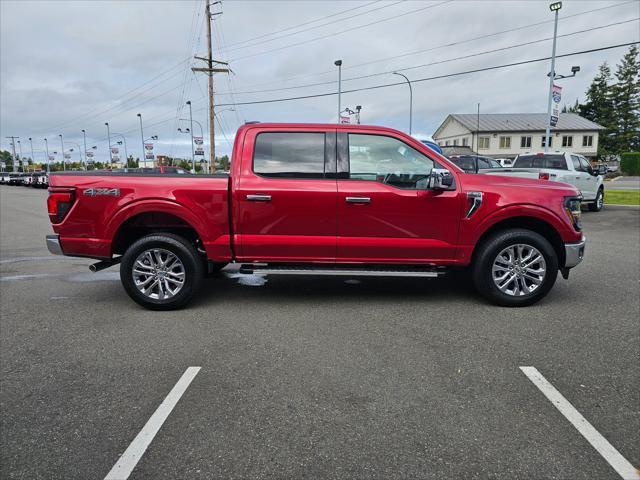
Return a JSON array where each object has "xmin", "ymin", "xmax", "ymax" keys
[
  {"xmin": 47, "ymin": 188, "xmax": 75, "ymax": 224},
  {"xmin": 539, "ymin": 172, "xmax": 550, "ymax": 180},
  {"xmin": 564, "ymin": 196, "xmax": 582, "ymax": 231}
]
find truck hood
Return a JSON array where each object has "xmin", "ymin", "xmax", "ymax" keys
[{"xmin": 459, "ymin": 172, "xmax": 580, "ymax": 196}]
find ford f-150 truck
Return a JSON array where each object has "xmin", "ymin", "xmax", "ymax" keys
[
  {"xmin": 481, "ymin": 152, "xmax": 605, "ymax": 212},
  {"xmin": 45, "ymin": 123, "xmax": 586, "ymax": 310}
]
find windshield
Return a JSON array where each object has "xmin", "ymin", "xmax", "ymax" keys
[{"xmin": 514, "ymin": 154, "xmax": 567, "ymax": 170}]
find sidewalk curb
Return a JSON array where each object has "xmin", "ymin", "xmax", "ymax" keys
[{"xmin": 603, "ymin": 204, "xmax": 640, "ymax": 210}]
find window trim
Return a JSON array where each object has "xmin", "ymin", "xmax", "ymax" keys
[
  {"xmin": 582, "ymin": 135, "xmax": 593, "ymax": 147},
  {"xmin": 562, "ymin": 135, "xmax": 573, "ymax": 147},
  {"xmin": 478, "ymin": 137, "xmax": 490, "ymax": 149},
  {"xmin": 499, "ymin": 136, "xmax": 511, "ymax": 149},
  {"xmin": 251, "ymin": 130, "xmax": 335, "ymax": 180},
  {"xmin": 520, "ymin": 136, "xmax": 532, "ymax": 149}
]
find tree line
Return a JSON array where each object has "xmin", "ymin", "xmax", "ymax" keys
[{"xmin": 563, "ymin": 45, "xmax": 639, "ymax": 159}]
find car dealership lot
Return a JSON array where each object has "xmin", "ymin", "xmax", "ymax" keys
[{"xmin": 1, "ymin": 186, "xmax": 638, "ymax": 479}]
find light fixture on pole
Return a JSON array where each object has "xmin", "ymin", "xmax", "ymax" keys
[
  {"xmin": 355, "ymin": 105, "xmax": 362, "ymax": 125},
  {"xmin": 43, "ymin": 138, "xmax": 50, "ymax": 173},
  {"xmin": 393, "ymin": 72, "xmax": 413, "ymax": 135},
  {"xmin": 334, "ymin": 60, "xmax": 342, "ymax": 123},
  {"xmin": 105, "ymin": 122, "xmax": 113, "ymax": 166},
  {"xmin": 544, "ymin": 1, "xmax": 562, "ymax": 153},
  {"xmin": 58, "ymin": 134, "xmax": 65, "ymax": 171},
  {"xmin": 186, "ymin": 101, "xmax": 195, "ymax": 173},
  {"xmin": 28, "ymin": 137, "xmax": 35, "ymax": 172},
  {"xmin": 137, "ymin": 113, "xmax": 146, "ymax": 168},
  {"xmin": 17, "ymin": 140, "xmax": 24, "ymax": 172},
  {"xmin": 81, "ymin": 130, "xmax": 88, "ymax": 170}
]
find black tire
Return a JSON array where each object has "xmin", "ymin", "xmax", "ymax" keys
[
  {"xmin": 472, "ymin": 229, "xmax": 558, "ymax": 307},
  {"xmin": 588, "ymin": 188, "xmax": 604, "ymax": 212},
  {"xmin": 120, "ymin": 233, "xmax": 203, "ymax": 310}
]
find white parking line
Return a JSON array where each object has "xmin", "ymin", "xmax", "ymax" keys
[
  {"xmin": 104, "ymin": 367, "xmax": 201, "ymax": 480},
  {"xmin": 520, "ymin": 366, "xmax": 639, "ymax": 480}
]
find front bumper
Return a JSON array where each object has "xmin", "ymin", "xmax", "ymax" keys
[
  {"xmin": 46, "ymin": 234, "xmax": 63, "ymax": 255},
  {"xmin": 564, "ymin": 235, "xmax": 586, "ymax": 268}
]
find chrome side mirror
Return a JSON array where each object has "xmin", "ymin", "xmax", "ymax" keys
[{"xmin": 430, "ymin": 169, "xmax": 455, "ymax": 190}]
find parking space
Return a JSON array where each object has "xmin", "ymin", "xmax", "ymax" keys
[{"xmin": 1, "ymin": 185, "xmax": 638, "ymax": 479}]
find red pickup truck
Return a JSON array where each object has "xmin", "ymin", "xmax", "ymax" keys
[{"xmin": 46, "ymin": 123, "xmax": 585, "ymax": 310}]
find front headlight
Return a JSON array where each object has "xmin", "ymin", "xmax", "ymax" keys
[{"xmin": 564, "ymin": 196, "xmax": 582, "ymax": 231}]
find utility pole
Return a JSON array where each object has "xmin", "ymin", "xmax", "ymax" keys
[
  {"xmin": 6, "ymin": 136, "xmax": 18, "ymax": 172},
  {"xmin": 192, "ymin": 1, "xmax": 229, "ymax": 173},
  {"xmin": 44, "ymin": 138, "xmax": 50, "ymax": 173}
]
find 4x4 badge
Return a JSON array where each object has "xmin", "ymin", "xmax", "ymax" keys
[{"xmin": 83, "ymin": 188, "xmax": 120, "ymax": 197}]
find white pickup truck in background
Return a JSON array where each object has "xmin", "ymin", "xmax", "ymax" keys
[{"xmin": 482, "ymin": 152, "xmax": 605, "ymax": 212}]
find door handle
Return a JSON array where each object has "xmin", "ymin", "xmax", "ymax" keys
[
  {"xmin": 246, "ymin": 194, "xmax": 271, "ymax": 201},
  {"xmin": 346, "ymin": 196, "xmax": 371, "ymax": 204},
  {"xmin": 575, "ymin": 176, "xmax": 581, "ymax": 179}
]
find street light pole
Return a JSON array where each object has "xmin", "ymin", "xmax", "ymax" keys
[
  {"xmin": 186, "ymin": 101, "xmax": 195, "ymax": 173},
  {"xmin": 44, "ymin": 138, "xmax": 50, "ymax": 173},
  {"xmin": 28, "ymin": 137, "xmax": 35, "ymax": 172},
  {"xmin": 17, "ymin": 140, "xmax": 24, "ymax": 172},
  {"xmin": 544, "ymin": 2, "xmax": 562, "ymax": 153},
  {"xmin": 81, "ymin": 129, "xmax": 88, "ymax": 170},
  {"xmin": 105, "ymin": 122, "xmax": 112, "ymax": 167},
  {"xmin": 58, "ymin": 134, "xmax": 65, "ymax": 171},
  {"xmin": 112, "ymin": 134, "xmax": 128, "ymax": 165},
  {"xmin": 334, "ymin": 60, "xmax": 342, "ymax": 123},
  {"xmin": 137, "ymin": 113, "xmax": 145, "ymax": 168},
  {"xmin": 393, "ymin": 72, "xmax": 413, "ymax": 135}
]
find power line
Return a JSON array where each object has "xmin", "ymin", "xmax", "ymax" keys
[
  {"xmin": 229, "ymin": 0, "xmax": 454, "ymax": 62},
  {"xmin": 214, "ymin": 42, "xmax": 639, "ymax": 107},
  {"xmin": 220, "ymin": 0, "xmax": 383, "ymax": 49},
  {"xmin": 220, "ymin": 0, "xmax": 404, "ymax": 54},
  {"xmin": 226, "ymin": 0, "xmax": 638, "ymax": 90},
  {"xmin": 217, "ymin": 18, "xmax": 639, "ymax": 96}
]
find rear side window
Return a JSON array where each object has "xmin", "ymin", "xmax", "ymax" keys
[
  {"xmin": 253, "ymin": 132, "xmax": 326, "ymax": 178},
  {"xmin": 514, "ymin": 154, "xmax": 567, "ymax": 170}
]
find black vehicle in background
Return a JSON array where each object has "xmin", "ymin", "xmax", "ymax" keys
[{"xmin": 448, "ymin": 155, "xmax": 503, "ymax": 173}]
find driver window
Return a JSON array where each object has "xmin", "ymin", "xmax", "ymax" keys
[
  {"xmin": 348, "ymin": 134, "xmax": 434, "ymax": 189},
  {"xmin": 579, "ymin": 157, "xmax": 592, "ymax": 172},
  {"xmin": 571, "ymin": 155, "xmax": 584, "ymax": 172}
]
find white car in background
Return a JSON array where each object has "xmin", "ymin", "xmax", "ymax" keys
[{"xmin": 481, "ymin": 152, "xmax": 605, "ymax": 212}]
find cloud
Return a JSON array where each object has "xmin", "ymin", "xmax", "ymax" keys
[{"xmin": 1, "ymin": 0, "xmax": 638, "ymax": 163}]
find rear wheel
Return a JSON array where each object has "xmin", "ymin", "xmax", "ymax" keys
[
  {"xmin": 120, "ymin": 233, "xmax": 203, "ymax": 310},
  {"xmin": 472, "ymin": 229, "xmax": 558, "ymax": 307},
  {"xmin": 588, "ymin": 188, "xmax": 604, "ymax": 212}
]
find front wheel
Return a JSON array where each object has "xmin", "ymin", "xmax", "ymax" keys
[
  {"xmin": 588, "ymin": 188, "xmax": 604, "ymax": 212},
  {"xmin": 472, "ymin": 229, "xmax": 558, "ymax": 307},
  {"xmin": 120, "ymin": 233, "xmax": 203, "ymax": 310}
]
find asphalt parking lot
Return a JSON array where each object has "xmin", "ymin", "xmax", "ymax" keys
[{"xmin": 1, "ymin": 185, "xmax": 638, "ymax": 480}]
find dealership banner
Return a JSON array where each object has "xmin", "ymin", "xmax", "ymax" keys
[
  {"xmin": 550, "ymin": 84, "xmax": 562, "ymax": 127},
  {"xmin": 194, "ymin": 136, "xmax": 204, "ymax": 155},
  {"xmin": 64, "ymin": 153, "xmax": 71, "ymax": 160},
  {"xmin": 112, "ymin": 154, "xmax": 120, "ymax": 162},
  {"xmin": 86, "ymin": 151, "xmax": 94, "ymax": 158},
  {"xmin": 48, "ymin": 155, "xmax": 55, "ymax": 162},
  {"xmin": 144, "ymin": 143, "xmax": 155, "ymax": 160},
  {"xmin": 340, "ymin": 116, "xmax": 351, "ymax": 124},
  {"xmin": 111, "ymin": 147, "xmax": 119, "ymax": 155}
]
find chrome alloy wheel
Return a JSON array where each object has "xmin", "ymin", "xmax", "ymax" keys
[
  {"xmin": 132, "ymin": 248, "xmax": 185, "ymax": 300},
  {"xmin": 597, "ymin": 191, "xmax": 604, "ymax": 209},
  {"xmin": 491, "ymin": 244, "xmax": 547, "ymax": 296}
]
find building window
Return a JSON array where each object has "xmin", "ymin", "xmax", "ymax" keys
[
  {"xmin": 583, "ymin": 135, "xmax": 593, "ymax": 147},
  {"xmin": 541, "ymin": 136, "xmax": 553, "ymax": 148},
  {"xmin": 499, "ymin": 136, "xmax": 511, "ymax": 149},
  {"xmin": 520, "ymin": 136, "xmax": 532, "ymax": 148},
  {"xmin": 462, "ymin": 137, "xmax": 468, "ymax": 146},
  {"xmin": 562, "ymin": 136, "xmax": 573, "ymax": 147},
  {"xmin": 478, "ymin": 137, "xmax": 490, "ymax": 149},
  {"xmin": 445, "ymin": 140, "xmax": 450, "ymax": 146},
  {"xmin": 453, "ymin": 139, "xmax": 458, "ymax": 146}
]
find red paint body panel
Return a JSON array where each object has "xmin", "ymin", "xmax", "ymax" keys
[{"xmin": 48, "ymin": 123, "xmax": 582, "ymax": 269}]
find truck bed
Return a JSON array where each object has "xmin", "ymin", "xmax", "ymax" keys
[{"xmin": 48, "ymin": 172, "xmax": 232, "ymax": 260}]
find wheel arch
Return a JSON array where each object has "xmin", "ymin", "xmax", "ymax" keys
[{"xmin": 471, "ymin": 216, "xmax": 566, "ymax": 268}]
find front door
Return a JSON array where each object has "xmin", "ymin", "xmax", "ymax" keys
[
  {"xmin": 235, "ymin": 128, "xmax": 338, "ymax": 262},
  {"xmin": 570, "ymin": 155, "xmax": 594, "ymax": 199},
  {"xmin": 336, "ymin": 131, "xmax": 462, "ymax": 264}
]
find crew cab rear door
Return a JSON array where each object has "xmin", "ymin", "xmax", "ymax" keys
[
  {"xmin": 336, "ymin": 130, "xmax": 461, "ymax": 263},
  {"xmin": 235, "ymin": 127, "xmax": 337, "ymax": 262}
]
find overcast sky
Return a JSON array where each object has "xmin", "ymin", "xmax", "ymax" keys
[{"xmin": 1, "ymin": 0, "xmax": 638, "ymax": 163}]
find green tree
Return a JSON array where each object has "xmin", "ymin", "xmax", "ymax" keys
[
  {"xmin": 0, "ymin": 150, "xmax": 13, "ymax": 170},
  {"xmin": 561, "ymin": 99, "xmax": 580, "ymax": 113},
  {"xmin": 580, "ymin": 62, "xmax": 616, "ymax": 157},
  {"xmin": 611, "ymin": 45, "xmax": 640, "ymax": 152}
]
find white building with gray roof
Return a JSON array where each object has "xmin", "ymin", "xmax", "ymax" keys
[{"xmin": 432, "ymin": 113, "xmax": 604, "ymax": 160}]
